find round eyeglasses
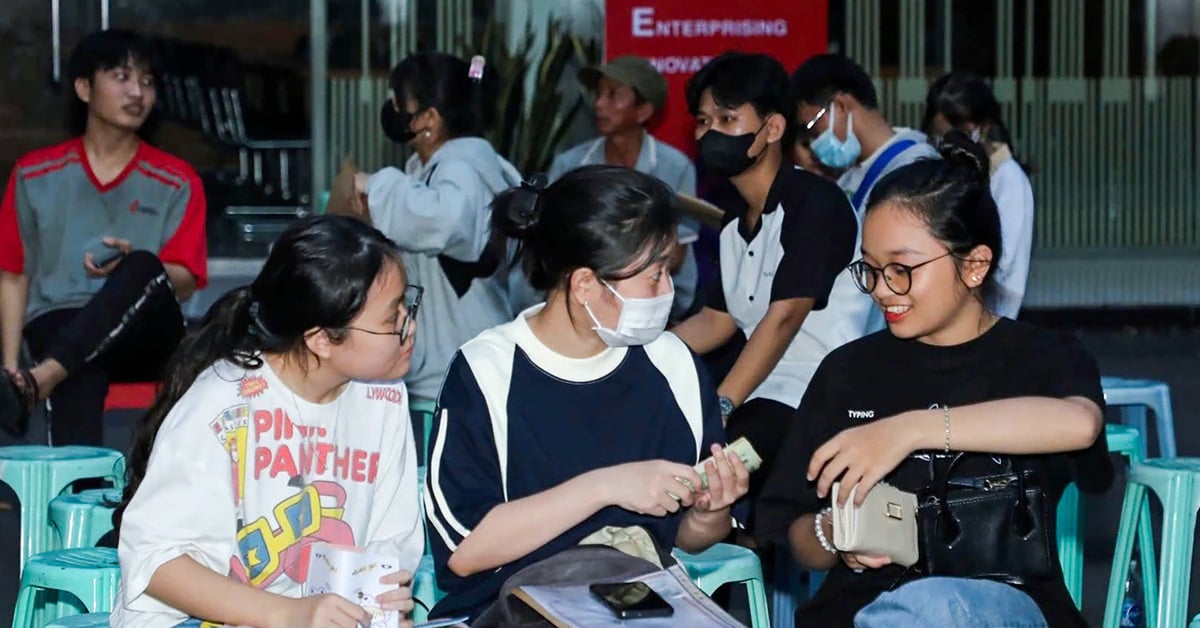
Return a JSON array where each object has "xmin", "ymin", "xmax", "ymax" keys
[{"xmin": 847, "ymin": 253, "xmax": 955, "ymax": 296}]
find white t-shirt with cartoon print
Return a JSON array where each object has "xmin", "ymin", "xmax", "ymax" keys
[{"xmin": 113, "ymin": 360, "xmax": 424, "ymax": 628}]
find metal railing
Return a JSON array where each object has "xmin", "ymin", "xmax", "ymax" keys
[{"xmin": 849, "ymin": 0, "xmax": 1198, "ymax": 253}]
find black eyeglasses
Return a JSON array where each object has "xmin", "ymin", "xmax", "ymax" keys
[
  {"xmin": 344, "ymin": 284, "xmax": 424, "ymax": 343},
  {"xmin": 847, "ymin": 253, "xmax": 955, "ymax": 296}
]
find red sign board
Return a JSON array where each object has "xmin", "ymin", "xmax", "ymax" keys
[{"xmin": 605, "ymin": 1, "xmax": 828, "ymax": 156}]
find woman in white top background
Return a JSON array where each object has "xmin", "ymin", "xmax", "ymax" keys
[{"xmin": 922, "ymin": 72, "xmax": 1034, "ymax": 319}]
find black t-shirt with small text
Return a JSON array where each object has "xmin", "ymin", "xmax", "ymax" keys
[{"xmin": 757, "ymin": 318, "xmax": 1112, "ymax": 627}]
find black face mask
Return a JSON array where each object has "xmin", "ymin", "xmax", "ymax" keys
[
  {"xmin": 380, "ymin": 102, "xmax": 415, "ymax": 143},
  {"xmin": 697, "ymin": 123, "xmax": 767, "ymax": 178}
]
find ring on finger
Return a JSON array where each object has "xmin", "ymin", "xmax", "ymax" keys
[{"xmin": 666, "ymin": 491, "xmax": 681, "ymax": 501}]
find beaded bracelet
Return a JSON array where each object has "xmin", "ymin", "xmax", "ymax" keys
[{"xmin": 814, "ymin": 507, "xmax": 837, "ymax": 554}]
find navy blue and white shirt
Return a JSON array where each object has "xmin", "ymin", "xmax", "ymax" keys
[
  {"xmin": 423, "ymin": 305, "xmax": 724, "ymax": 619},
  {"xmin": 709, "ymin": 163, "xmax": 868, "ymax": 408}
]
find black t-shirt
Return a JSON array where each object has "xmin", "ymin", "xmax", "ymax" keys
[
  {"xmin": 707, "ymin": 162, "xmax": 856, "ymax": 313},
  {"xmin": 756, "ymin": 318, "xmax": 1113, "ymax": 627}
]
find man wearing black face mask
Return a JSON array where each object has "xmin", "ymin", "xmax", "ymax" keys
[{"xmin": 674, "ymin": 52, "xmax": 869, "ymax": 519}]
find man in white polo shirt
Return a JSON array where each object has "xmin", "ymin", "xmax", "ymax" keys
[{"xmin": 673, "ymin": 52, "xmax": 866, "ymax": 510}]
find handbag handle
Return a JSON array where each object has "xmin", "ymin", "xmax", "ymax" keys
[{"xmin": 928, "ymin": 452, "xmax": 1037, "ymax": 543}]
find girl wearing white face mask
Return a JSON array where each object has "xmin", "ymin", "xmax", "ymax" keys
[{"xmin": 424, "ymin": 165, "xmax": 749, "ymax": 622}]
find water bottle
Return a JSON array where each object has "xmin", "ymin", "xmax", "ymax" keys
[{"xmin": 1120, "ymin": 555, "xmax": 1144, "ymax": 628}]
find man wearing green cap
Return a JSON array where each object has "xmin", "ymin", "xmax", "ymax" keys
[{"xmin": 548, "ymin": 55, "xmax": 699, "ymax": 320}]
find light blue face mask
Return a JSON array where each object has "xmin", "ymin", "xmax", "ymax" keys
[{"xmin": 809, "ymin": 105, "xmax": 862, "ymax": 169}]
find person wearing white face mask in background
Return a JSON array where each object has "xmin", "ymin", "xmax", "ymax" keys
[
  {"xmin": 672, "ymin": 53, "xmax": 862, "ymax": 520},
  {"xmin": 790, "ymin": 54, "xmax": 941, "ymax": 335},
  {"xmin": 922, "ymin": 72, "xmax": 1034, "ymax": 319},
  {"xmin": 424, "ymin": 166, "xmax": 748, "ymax": 623}
]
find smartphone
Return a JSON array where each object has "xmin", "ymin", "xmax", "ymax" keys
[
  {"xmin": 82, "ymin": 236, "xmax": 124, "ymax": 267},
  {"xmin": 589, "ymin": 581, "xmax": 674, "ymax": 620}
]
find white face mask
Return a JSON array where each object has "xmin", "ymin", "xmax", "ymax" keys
[{"xmin": 583, "ymin": 279, "xmax": 674, "ymax": 347}]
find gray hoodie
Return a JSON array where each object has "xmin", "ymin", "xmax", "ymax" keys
[{"xmin": 366, "ymin": 137, "xmax": 522, "ymax": 400}]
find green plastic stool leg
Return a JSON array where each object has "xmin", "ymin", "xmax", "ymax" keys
[
  {"xmin": 745, "ymin": 576, "xmax": 771, "ymax": 628},
  {"xmin": 1138, "ymin": 489, "xmax": 1159, "ymax": 627},
  {"xmin": 1154, "ymin": 473, "xmax": 1197, "ymax": 628},
  {"xmin": 412, "ymin": 554, "xmax": 443, "ymax": 624},
  {"xmin": 1103, "ymin": 482, "xmax": 1144, "ymax": 628},
  {"xmin": 410, "ymin": 397, "xmax": 436, "ymax": 466},
  {"xmin": 12, "ymin": 580, "xmax": 39, "ymax": 628},
  {"xmin": 1056, "ymin": 483, "xmax": 1083, "ymax": 607}
]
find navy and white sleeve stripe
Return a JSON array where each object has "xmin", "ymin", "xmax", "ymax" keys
[{"xmin": 424, "ymin": 354, "xmax": 505, "ymax": 553}]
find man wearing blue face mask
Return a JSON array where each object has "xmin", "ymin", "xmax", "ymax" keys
[
  {"xmin": 791, "ymin": 54, "xmax": 939, "ymax": 216},
  {"xmin": 790, "ymin": 54, "xmax": 939, "ymax": 333},
  {"xmin": 673, "ymin": 52, "xmax": 867, "ymax": 514}
]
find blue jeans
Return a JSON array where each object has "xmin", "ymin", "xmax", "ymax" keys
[{"xmin": 854, "ymin": 577, "xmax": 1048, "ymax": 627}]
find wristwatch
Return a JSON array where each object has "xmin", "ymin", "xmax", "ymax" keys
[{"xmin": 718, "ymin": 396, "xmax": 735, "ymax": 417}]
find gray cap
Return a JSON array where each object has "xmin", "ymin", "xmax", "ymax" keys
[{"xmin": 578, "ymin": 56, "xmax": 667, "ymax": 111}]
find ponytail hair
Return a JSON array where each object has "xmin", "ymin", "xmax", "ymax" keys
[
  {"xmin": 493, "ymin": 165, "xmax": 677, "ymax": 292},
  {"xmin": 921, "ymin": 71, "xmax": 1031, "ymax": 173},
  {"xmin": 388, "ymin": 52, "xmax": 498, "ymax": 138},
  {"xmin": 114, "ymin": 215, "xmax": 402, "ymax": 530}
]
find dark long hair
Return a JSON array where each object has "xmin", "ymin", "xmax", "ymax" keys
[
  {"xmin": 389, "ymin": 52, "xmax": 497, "ymax": 138},
  {"xmin": 921, "ymin": 72, "xmax": 1030, "ymax": 173},
  {"xmin": 493, "ymin": 165, "xmax": 677, "ymax": 292},
  {"xmin": 867, "ymin": 130, "xmax": 1003, "ymax": 305},
  {"xmin": 114, "ymin": 216, "xmax": 402, "ymax": 530}
]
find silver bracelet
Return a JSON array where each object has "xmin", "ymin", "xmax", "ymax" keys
[
  {"xmin": 941, "ymin": 404, "xmax": 952, "ymax": 452},
  {"xmin": 814, "ymin": 507, "xmax": 837, "ymax": 554}
]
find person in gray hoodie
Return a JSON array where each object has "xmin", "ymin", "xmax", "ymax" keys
[{"xmin": 348, "ymin": 52, "xmax": 521, "ymax": 406}]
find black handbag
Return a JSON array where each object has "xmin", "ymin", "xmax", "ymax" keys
[
  {"xmin": 473, "ymin": 544, "xmax": 666, "ymax": 627},
  {"xmin": 915, "ymin": 452, "xmax": 1058, "ymax": 586}
]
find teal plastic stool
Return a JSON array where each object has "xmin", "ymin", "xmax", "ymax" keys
[
  {"xmin": 1057, "ymin": 425, "xmax": 1157, "ymax": 610},
  {"xmin": 412, "ymin": 554, "xmax": 445, "ymax": 623},
  {"xmin": 411, "ymin": 397, "xmax": 437, "ymax": 466},
  {"xmin": 0, "ymin": 446, "xmax": 124, "ymax": 572},
  {"xmin": 12, "ymin": 548, "xmax": 120, "ymax": 627},
  {"xmin": 44, "ymin": 612, "xmax": 111, "ymax": 627},
  {"xmin": 1102, "ymin": 376, "xmax": 1177, "ymax": 459},
  {"xmin": 1104, "ymin": 458, "xmax": 1200, "ymax": 628},
  {"xmin": 416, "ymin": 466, "xmax": 431, "ymax": 556},
  {"xmin": 673, "ymin": 543, "xmax": 770, "ymax": 628},
  {"xmin": 49, "ymin": 488, "xmax": 122, "ymax": 549},
  {"xmin": 769, "ymin": 543, "xmax": 823, "ymax": 628}
]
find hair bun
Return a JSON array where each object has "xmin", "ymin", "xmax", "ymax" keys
[
  {"xmin": 937, "ymin": 129, "xmax": 989, "ymax": 185},
  {"xmin": 493, "ymin": 173, "xmax": 548, "ymax": 239}
]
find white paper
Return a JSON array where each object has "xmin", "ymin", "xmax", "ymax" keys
[
  {"xmin": 305, "ymin": 542, "xmax": 401, "ymax": 628},
  {"xmin": 516, "ymin": 564, "xmax": 744, "ymax": 627}
]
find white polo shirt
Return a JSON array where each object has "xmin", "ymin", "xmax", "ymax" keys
[{"xmin": 710, "ymin": 164, "xmax": 867, "ymax": 408}]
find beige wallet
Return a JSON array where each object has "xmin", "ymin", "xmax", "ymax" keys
[{"xmin": 831, "ymin": 481, "xmax": 920, "ymax": 568}]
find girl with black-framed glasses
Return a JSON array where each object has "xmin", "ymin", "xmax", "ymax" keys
[{"xmin": 757, "ymin": 132, "xmax": 1110, "ymax": 628}]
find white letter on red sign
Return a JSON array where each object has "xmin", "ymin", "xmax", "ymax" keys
[{"xmin": 632, "ymin": 7, "xmax": 654, "ymax": 37}]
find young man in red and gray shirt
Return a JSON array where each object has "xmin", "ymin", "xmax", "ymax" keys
[{"xmin": 0, "ymin": 29, "xmax": 207, "ymax": 444}]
